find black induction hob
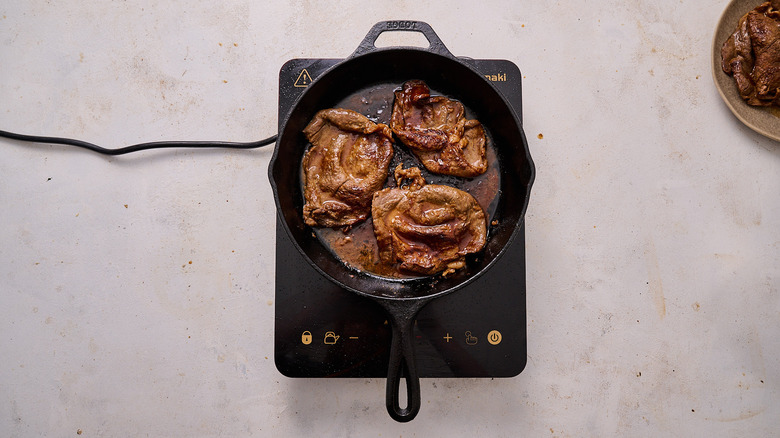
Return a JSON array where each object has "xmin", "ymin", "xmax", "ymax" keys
[{"xmin": 274, "ymin": 57, "xmax": 526, "ymax": 378}]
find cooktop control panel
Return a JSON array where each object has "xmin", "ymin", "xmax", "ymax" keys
[{"xmin": 274, "ymin": 57, "xmax": 527, "ymax": 378}]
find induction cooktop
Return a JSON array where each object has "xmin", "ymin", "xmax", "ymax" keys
[{"xmin": 274, "ymin": 57, "xmax": 526, "ymax": 378}]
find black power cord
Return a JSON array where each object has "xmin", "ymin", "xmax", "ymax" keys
[{"xmin": 0, "ymin": 129, "xmax": 277, "ymax": 155}]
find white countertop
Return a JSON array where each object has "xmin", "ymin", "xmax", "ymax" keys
[{"xmin": 1, "ymin": 1, "xmax": 778, "ymax": 436}]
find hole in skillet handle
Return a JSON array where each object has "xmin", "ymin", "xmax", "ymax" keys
[
  {"xmin": 374, "ymin": 31, "xmax": 430, "ymax": 50},
  {"xmin": 351, "ymin": 20, "xmax": 455, "ymax": 59}
]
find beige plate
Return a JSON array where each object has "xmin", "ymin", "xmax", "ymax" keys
[{"xmin": 712, "ymin": 0, "xmax": 780, "ymax": 142}]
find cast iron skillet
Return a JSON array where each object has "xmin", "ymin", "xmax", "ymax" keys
[{"xmin": 268, "ymin": 21, "xmax": 535, "ymax": 422}]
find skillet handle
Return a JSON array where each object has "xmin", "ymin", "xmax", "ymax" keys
[
  {"xmin": 386, "ymin": 309, "xmax": 421, "ymax": 422},
  {"xmin": 351, "ymin": 20, "xmax": 455, "ymax": 58}
]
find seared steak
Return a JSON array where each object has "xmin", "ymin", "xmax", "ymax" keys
[
  {"xmin": 722, "ymin": 0, "xmax": 780, "ymax": 106},
  {"xmin": 302, "ymin": 108, "xmax": 394, "ymax": 228},
  {"xmin": 390, "ymin": 80, "xmax": 488, "ymax": 177},
  {"xmin": 371, "ymin": 165, "xmax": 487, "ymax": 276}
]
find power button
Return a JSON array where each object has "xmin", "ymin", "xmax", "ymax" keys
[{"xmin": 487, "ymin": 330, "xmax": 502, "ymax": 345}]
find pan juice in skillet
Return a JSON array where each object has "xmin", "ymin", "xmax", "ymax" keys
[{"xmin": 304, "ymin": 83, "xmax": 501, "ymax": 279}]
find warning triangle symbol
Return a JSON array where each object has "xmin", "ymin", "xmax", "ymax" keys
[{"xmin": 294, "ymin": 69, "xmax": 313, "ymax": 87}]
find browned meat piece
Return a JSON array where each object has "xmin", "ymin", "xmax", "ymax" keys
[
  {"xmin": 371, "ymin": 165, "xmax": 487, "ymax": 276},
  {"xmin": 721, "ymin": 1, "xmax": 780, "ymax": 106},
  {"xmin": 302, "ymin": 108, "xmax": 394, "ymax": 228},
  {"xmin": 390, "ymin": 80, "xmax": 488, "ymax": 177}
]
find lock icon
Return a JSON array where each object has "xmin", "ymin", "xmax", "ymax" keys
[
  {"xmin": 301, "ymin": 331, "xmax": 312, "ymax": 345},
  {"xmin": 323, "ymin": 331, "xmax": 340, "ymax": 345}
]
